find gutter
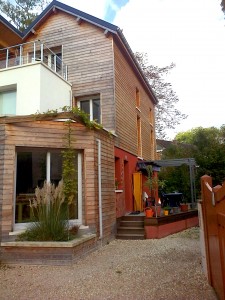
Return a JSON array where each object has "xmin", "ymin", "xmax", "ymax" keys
[{"xmin": 96, "ymin": 139, "xmax": 103, "ymax": 240}]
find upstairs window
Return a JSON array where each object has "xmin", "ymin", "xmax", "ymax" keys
[
  {"xmin": 137, "ymin": 115, "xmax": 142, "ymax": 157},
  {"xmin": 0, "ymin": 90, "xmax": 16, "ymax": 115},
  {"xmin": 136, "ymin": 88, "xmax": 140, "ymax": 108},
  {"xmin": 149, "ymin": 107, "xmax": 153, "ymax": 125},
  {"xmin": 77, "ymin": 96, "xmax": 101, "ymax": 123}
]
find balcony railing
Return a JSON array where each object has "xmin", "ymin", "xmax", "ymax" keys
[{"xmin": 0, "ymin": 40, "xmax": 68, "ymax": 80}]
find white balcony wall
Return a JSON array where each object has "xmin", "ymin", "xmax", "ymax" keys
[{"xmin": 0, "ymin": 62, "xmax": 72, "ymax": 115}]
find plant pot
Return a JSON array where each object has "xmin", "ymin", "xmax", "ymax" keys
[
  {"xmin": 172, "ymin": 207, "xmax": 179, "ymax": 214},
  {"xmin": 180, "ymin": 203, "xmax": 188, "ymax": 212},
  {"xmin": 151, "ymin": 205, "xmax": 161, "ymax": 217},
  {"xmin": 145, "ymin": 208, "xmax": 154, "ymax": 217},
  {"xmin": 164, "ymin": 209, "xmax": 169, "ymax": 216}
]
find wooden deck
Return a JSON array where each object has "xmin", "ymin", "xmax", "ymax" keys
[{"xmin": 144, "ymin": 209, "xmax": 199, "ymax": 239}]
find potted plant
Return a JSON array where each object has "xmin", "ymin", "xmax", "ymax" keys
[
  {"xmin": 145, "ymin": 207, "xmax": 154, "ymax": 217},
  {"xmin": 144, "ymin": 165, "xmax": 166, "ymax": 217},
  {"xmin": 163, "ymin": 205, "xmax": 171, "ymax": 216},
  {"xmin": 180, "ymin": 198, "xmax": 189, "ymax": 212}
]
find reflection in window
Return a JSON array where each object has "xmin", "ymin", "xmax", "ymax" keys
[
  {"xmin": 0, "ymin": 90, "xmax": 16, "ymax": 115},
  {"xmin": 15, "ymin": 149, "xmax": 78, "ymax": 223},
  {"xmin": 79, "ymin": 97, "xmax": 101, "ymax": 123}
]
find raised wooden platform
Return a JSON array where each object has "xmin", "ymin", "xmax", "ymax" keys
[{"xmin": 144, "ymin": 209, "xmax": 199, "ymax": 239}]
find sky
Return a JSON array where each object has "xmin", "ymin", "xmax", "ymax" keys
[{"xmin": 61, "ymin": 1, "xmax": 225, "ymax": 138}]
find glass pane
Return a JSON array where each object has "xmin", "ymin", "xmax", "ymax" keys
[
  {"xmin": 80, "ymin": 100, "xmax": 90, "ymax": 116},
  {"xmin": 16, "ymin": 149, "xmax": 79, "ymax": 223},
  {"xmin": 16, "ymin": 150, "xmax": 47, "ymax": 223},
  {"xmin": 50, "ymin": 151, "xmax": 62, "ymax": 185},
  {"xmin": 93, "ymin": 99, "xmax": 100, "ymax": 123},
  {"xmin": 0, "ymin": 90, "xmax": 16, "ymax": 115},
  {"xmin": 63, "ymin": 152, "xmax": 78, "ymax": 220}
]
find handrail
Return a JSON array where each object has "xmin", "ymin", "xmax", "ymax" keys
[{"xmin": 0, "ymin": 40, "xmax": 68, "ymax": 80}]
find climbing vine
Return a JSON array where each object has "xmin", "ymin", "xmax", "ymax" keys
[{"xmin": 61, "ymin": 120, "xmax": 77, "ymax": 204}]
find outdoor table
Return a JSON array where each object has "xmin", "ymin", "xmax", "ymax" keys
[{"xmin": 162, "ymin": 192, "xmax": 183, "ymax": 207}]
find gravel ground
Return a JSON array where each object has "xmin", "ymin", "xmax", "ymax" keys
[{"xmin": 0, "ymin": 227, "xmax": 217, "ymax": 300}]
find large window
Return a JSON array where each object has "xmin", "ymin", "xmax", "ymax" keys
[
  {"xmin": 78, "ymin": 96, "xmax": 101, "ymax": 123},
  {"xmin": 15, "ymin": 148, "xmax": 79, "ymax": 224},
  {"xmin": 0, "ymin": 90, "xmax": 16, "ymax": 115}
]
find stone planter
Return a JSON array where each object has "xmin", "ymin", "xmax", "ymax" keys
[{"xmin": 0, "ymin": 233, "xmax": 97, "ymax": 265}]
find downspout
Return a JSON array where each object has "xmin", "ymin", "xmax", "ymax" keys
[
  {"xmin": 96, "ymin": 139, "xmax": 103, "ymax": 240},
  {"xmin": 46, "ymin": 152, "xmax": 51, "ymax": 183}
]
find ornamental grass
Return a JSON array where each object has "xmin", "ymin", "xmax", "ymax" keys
[{"xmin": 18, "ymin": 180, "xmax": 72, "ymax": 241}]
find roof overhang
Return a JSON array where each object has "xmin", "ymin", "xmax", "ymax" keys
[{"xmin": 0, "ymin": 15, "xmax": 23, "ymax": 48}]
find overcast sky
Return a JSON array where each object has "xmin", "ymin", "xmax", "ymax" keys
[{"xmin": 61, "ymin": 0, "xmax": 225, "ymax": 139}]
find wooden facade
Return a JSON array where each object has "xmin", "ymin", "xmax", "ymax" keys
[
  {"xmin": 0, "ymin": 116, "xmax": 115, "ymax": 242},
  {"xmin": 114, "ymin": 42, "xmax": 155, "ymax": 159},
  {"xmin": 26, "ymin": 11, "xmax": 116, "ymax": 132},
  {"xmin": 24, "ymin": 9, "xmax": 156, "ymax": 158},
  {"xmin": 0, "ymin": 1, "xmax": 158, "ymax": 249}
]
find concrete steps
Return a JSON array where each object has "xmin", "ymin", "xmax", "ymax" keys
[{"xmin": 116, "ymin": 215, "xmax": 145, "ymax": 240}]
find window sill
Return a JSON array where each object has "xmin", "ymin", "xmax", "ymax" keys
[{"xmin": 115, "ymin": 189, "xmax": 123, "ymax": 193}]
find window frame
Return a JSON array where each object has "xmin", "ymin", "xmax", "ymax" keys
[
  {"xmin": 13, "ymin": 148, "xmax": 82, "ymax": 232},
  {"xmin": 77, "ymin": 95, "xmax": 101, "ymax": 123},
  {"xmin": 0, "ymin": 89, "xmax": 17, "ymax": 116}
]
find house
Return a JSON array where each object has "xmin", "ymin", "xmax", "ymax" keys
[{"xmin": 0, "ymin": 0, "xmax": 158, "ymax": 256}]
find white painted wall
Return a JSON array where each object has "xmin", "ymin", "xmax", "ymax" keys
[{"xmin": 0, "ymin": 62, "xmax": 72, "ymax": 115}]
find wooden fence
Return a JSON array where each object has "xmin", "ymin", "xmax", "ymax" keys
[{"xmin": 201, "ymin": 175, "xmax": 225, "ymax": 300}]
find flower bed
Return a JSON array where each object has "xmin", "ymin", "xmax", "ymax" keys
[{"xmin": 0, "ymin": 233, "xmax": 97, "ymax": 265}]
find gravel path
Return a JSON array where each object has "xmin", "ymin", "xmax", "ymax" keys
[{"xmin": 0, "ymin": 227, "xmax": 217, "ymax": 300}]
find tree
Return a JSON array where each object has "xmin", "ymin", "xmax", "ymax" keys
[
  {"xmin": 0, "ymin": 0, "xmax": 50, "ymax": 31},
  {"xmin": 221, "ymin": 0, "xmax": 225, "ymax": 14},
  {"xmin": 160, "ymin": 126, "xmax": 225, "ymax": 199},
  {"xmin": 135, "ymin": 52, "xmax": 187, "ymax": 139}
]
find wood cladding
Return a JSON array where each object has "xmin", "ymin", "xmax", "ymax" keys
[
  {"xmin": 26, "ymin": 12, "xmax": 115, "ymax": 131},
  {"xmin": 0, "ymin": 120, "xmax": 115, "ymax": 241},
  {"xmin": 113, "ymin": 42, "xmax": 156, "ymax": 160},
  {"xmin": 25, "ymin": 10, "xmax": 156, "ymax": 160}
]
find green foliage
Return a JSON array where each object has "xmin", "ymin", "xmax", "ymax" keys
[
  {"xmin": 35, "ymin": 106, "xmax": 103, "ymax": 130},
  {"xmin": 160, "ymin": 125, "xmax": 225, "ymax": 199},
  {"xmin": 61, "ymin": 106, "xmax": 103, "ymax": 130},
  {"xmin": 0, "ymin": 0, "xmax": 50, "ymax": 31},
  {"xmin": 34, "ymin": 109, "xmax": 59, "ymax": 119},
  {"xmin": 62, "ymin": 120, "xmax": 77, "ymax": 204},
  {"xmin": 144, "ymin": 165, "xmax": 166, "ymax": 198},
  {"xmin": 135, "ymin": 52, "xmax": 187, "ymax": 139},
  {"xmin": 18, "ymin": 181, "xmax": 70, "ymax": 241}
]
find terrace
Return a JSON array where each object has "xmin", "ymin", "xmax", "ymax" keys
[
  {"xmin": 0, "ymin": 40, "xmax": 71, "ymax": 116},
  {"xmin": 0, "ymin": 40, "xmax": 68, "ymax": 80}
]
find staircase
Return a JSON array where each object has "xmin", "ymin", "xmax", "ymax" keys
[{"xmin": 116, "ymin": 215, "xmax": 145, "ymax": 240}]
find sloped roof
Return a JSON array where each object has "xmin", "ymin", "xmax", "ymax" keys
[
  {"xmin": 0, "ymin": 15, "xmax": 23, "ymax": 47},
  {"xmin": 23, "ymin": 0, "xmax": 118, "ymax": 37},
  {"xmin": 21, "ymin": 0, "xmax": 158, "ymax": 104},
  {"xmin": 0, "ymin": 15, "xmax": 23, "ymax": 37}
]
